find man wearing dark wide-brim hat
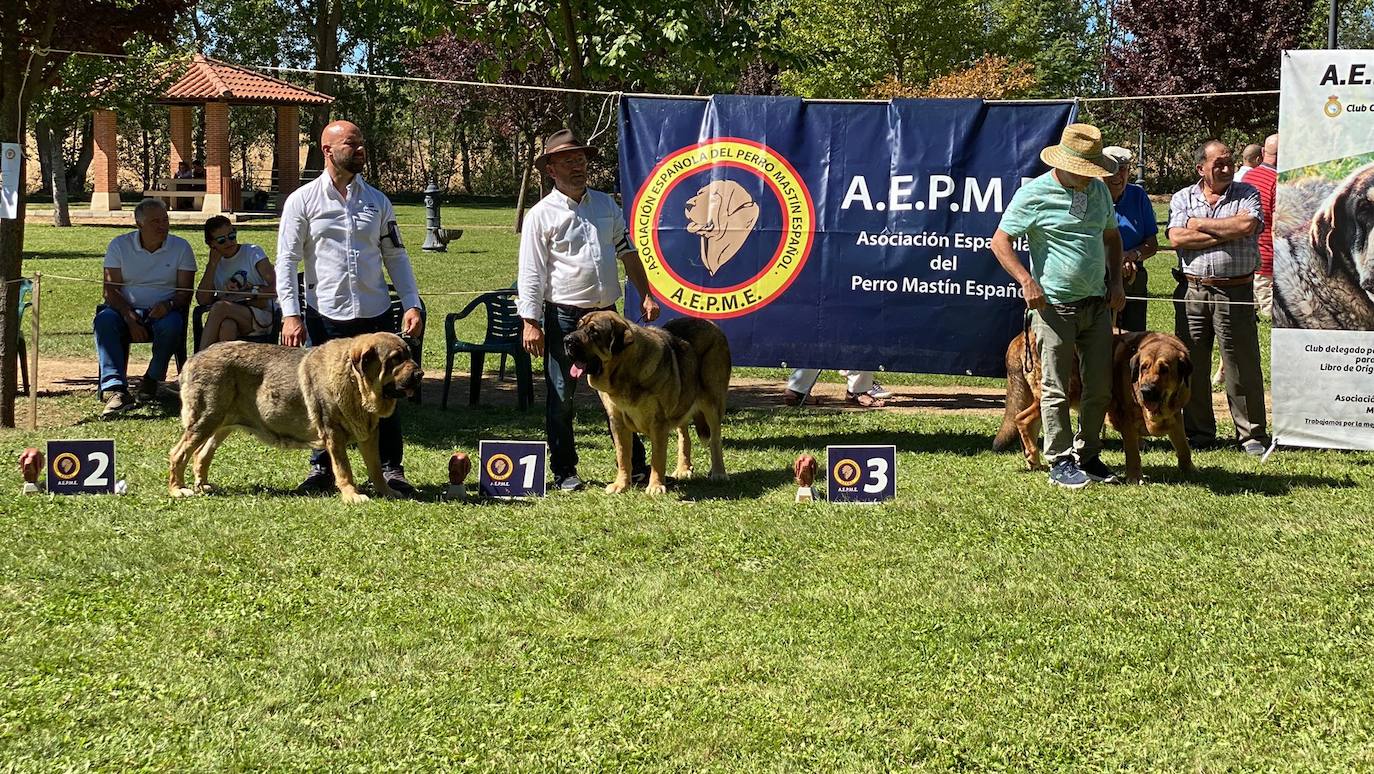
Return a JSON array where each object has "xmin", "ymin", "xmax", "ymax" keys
[
  {"xmin": 517, "ymin": 127, "xmax": 659, "ymax": 492},
  {"xmin": 990, "ymin": 122, "xmax": 1127, "ymax": 489}
]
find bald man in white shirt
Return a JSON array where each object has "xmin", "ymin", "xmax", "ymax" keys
[
  {"xmin": 276, "ymin": 119, "xmax": 424, "ymax": 497},
  {"xmin": 518, "ymin": 128, "xmax": 660, "ymax": 492}
]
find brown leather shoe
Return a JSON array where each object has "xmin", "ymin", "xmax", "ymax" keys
[
  {"xmin": 783, "ymin": 388, "xmax": 818, "ymax": 406},
  {"xmin": 845, "ymin": 391, "xmax": 886, "ymax": 408}
]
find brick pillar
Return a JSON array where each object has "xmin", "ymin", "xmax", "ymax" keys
[
  {"xmin": 202, "ymin": 101, "xmax": 230, "ymax": 213},
  {"xmin": 90, "ymin": 109, "xmax": 121, "ymax": 213},
  {"xmin": 169, "ymin": 105, "xmax": 193, "ymax": 176},
  {"xmin": 275, "ymin": 105, "xmax": 301, "ymax": 196}
]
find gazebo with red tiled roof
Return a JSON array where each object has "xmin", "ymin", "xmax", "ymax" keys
[{"xmin": 90, "ymin": 54, "xmax": 334, "ymax": 215}]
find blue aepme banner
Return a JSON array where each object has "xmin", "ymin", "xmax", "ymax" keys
[{"xmin": 618, "ymin": 95, "xmax": 1077, "ymax": 376}]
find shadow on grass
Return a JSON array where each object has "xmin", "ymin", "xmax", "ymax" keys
[
  {"xmin": 731, "ymin": 427, "xmax": 994, "ymax": 457},
  {"xmin": 1146, "ymin": 463, "xmax": 1355, "ymax": 496}
]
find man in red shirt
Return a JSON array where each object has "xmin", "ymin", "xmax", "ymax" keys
[{"xmin": 1244, "ymin": 133, "xmax": 1279, "ymax": 320}]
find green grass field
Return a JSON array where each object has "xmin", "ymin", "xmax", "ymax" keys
[{"xmin": 2, "ymin": 202, "xmax": 1371, "ymax": 770}]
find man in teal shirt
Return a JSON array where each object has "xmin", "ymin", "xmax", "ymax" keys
[{"xmin": 991, "ymin": 123, "xmax": 1126, "ymax": 488}]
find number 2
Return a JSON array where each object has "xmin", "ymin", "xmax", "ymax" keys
[{"xmin": 83, "ymin": 452, "xmax": 110, "ymax": 487}]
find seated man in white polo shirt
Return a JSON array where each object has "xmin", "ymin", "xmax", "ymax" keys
[{"xmin": 94, "ymin": 198, "xmax": 196, "ymax": 418}]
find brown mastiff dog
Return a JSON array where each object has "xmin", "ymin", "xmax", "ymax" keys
[
  {"xmin": 994, "ymin": 329, "xmax": 1195, "ymax": 484},
  {"xmin": 169, "ymin": 332, "xmax": 422, "ymax": 503},
  {"xmin": 563, "ymin": 311, "xmax": 731, "ymax": 495}
]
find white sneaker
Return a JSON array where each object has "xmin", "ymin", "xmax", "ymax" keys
[{"xmin": 866, "ymin": 381, "xmax": 893, "ymax": 400}]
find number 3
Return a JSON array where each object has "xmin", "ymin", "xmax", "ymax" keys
[{"xmin": 863, "ymin": 457, "xmax": 888, "ymax": 494}]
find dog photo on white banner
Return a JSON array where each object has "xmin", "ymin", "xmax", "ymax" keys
[{"xmin": 1272, "ymin": 49, "xmax": 1374, "ymax": 450}]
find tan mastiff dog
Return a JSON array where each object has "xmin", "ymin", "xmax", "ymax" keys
[
  {"xmin": 169, "ymin": 332, "xmax": 422, "ymax": 503},
  {"xmin": 563, "ymin": 311, "xmax": 731, "ymax": 494}
]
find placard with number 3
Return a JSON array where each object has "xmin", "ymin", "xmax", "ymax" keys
[{"xmin": 825, "ymin": 445, "xmax": 896, "ymax": 503}]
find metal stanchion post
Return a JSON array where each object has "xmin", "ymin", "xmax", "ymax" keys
[{"xmin": 28, "ymin": 272, "xmax": 39, "ymax": 432}]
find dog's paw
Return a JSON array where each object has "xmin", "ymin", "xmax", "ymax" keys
[
  {"xmin": 672, "ymin": 466, "xmax": 694, "ymax": 479},
  {"xmin": 605, "ymin": 480, "xmax": 630, "ymax": 494},
  {"xmin": 376, "ymin": 486, "xmax": 400, "ymax": 500},
  {"xmin": 340, "ymin": 490, "xmax": 371, "ymax": 505},
  {"xmin": 195, "ymin": 482, "xmax": 216, "ymax": 494},
  {"xmin": 708, "ymin": 469, "xmax": 727, "ymax": 481},
  {"xmin": 1125, "ymin": 476, "xmax": 1146, "ymax": 485},
  {"xmin": 646, "ymin": 481, "xmax": 668, "ymax": 496},
  {"xmin": 170, "ymin": 486, "xmax": 195, "ymax": 498}
]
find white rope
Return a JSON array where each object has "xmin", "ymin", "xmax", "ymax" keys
[
  {"xmin": 35, "ymin": 47, "xmax": 1284, "ymax": 104},
  {"xmin": 31, "ymin": 273, "xmax": 513, "ymax": 300},
  {"xmin": 1125, "ymin": 294, "xmax": 1258, "ymax": 306}
]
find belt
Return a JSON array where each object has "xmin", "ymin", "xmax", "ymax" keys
[
  {"xmin": 549, "ymin": 301, "xmax": 616, "ymax": 315},
  {"xmin": 1184, "ymin": 274, "xmax": 1252, "ymax": 288}
]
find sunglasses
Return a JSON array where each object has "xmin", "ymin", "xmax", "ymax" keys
[{"xmin": 212, "ymin": 230, "xmax": 238, "ymax": 245}]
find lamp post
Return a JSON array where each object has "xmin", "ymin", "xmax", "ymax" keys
[{"xmin": 1329, "ymin": 0, "xmax": 1340, "ymax": 48}]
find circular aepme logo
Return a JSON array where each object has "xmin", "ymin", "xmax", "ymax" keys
[
  {"xmin": 630, "ymin": 138, "xmax": 815, "ymax": 319},
  {"xmin": 485, "ymin": 454, "xmax": 514, "ymax": 483},
  {"xmin": 52, "ymin": 453, "xmax": 81, "ymax": 481},
  {"xmin": 832, "ymin": 458, "xmax": 862, "ymax": 488}
]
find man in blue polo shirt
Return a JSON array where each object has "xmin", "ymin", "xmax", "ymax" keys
[{"xmin": 990, "ymin": 123, "xmax": 1126, "ymax": 488}]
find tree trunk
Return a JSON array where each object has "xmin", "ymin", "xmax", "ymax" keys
[
  {"xmin": 36, "ymin": 124, "xmax": 53, "ymax": 197},
  {"xmin": 556, "ymin": 0, "xmax": 586, "ymax": 132},
  {"xmin": 305, "ymin": 0, "xmax": 343, "ymax": 174},
  {"xmin": 68, "ymin": 115, "xmax": 93, "ymax": 195},
  {"xmin": 458, "ymin": 124, "xmax": 472, "ymax": 194},
  {"xmin": 39, "ymin": 120, "xmax": 71, "ymax": 227},
  {"xmin": 514, "ymin": 133, "xmax": 533, "ymax": 233}
]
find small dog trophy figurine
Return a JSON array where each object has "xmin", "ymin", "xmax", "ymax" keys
[
  {"xmin": 794, "ymin": 453, "xmax": 818, "ymax": 502},
  {"xmin": 447, "ymin": 451, "xmax": 471, "ymax": 501},
  {"xmin": 19, "ymin": 447, "xmax": 43, "ymax": 495}
]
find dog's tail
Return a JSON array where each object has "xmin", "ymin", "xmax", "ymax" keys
[
  {"xmin": 693, "ymin": 412, "xmax": 711, "ymax": 440},
  {"xmin": 993, "ymin": 386, "xmax": 1024, "ymax": 451},
  {"xmin": 994, "ymin": 328, "xmax": 1032, "ymax": 451}
]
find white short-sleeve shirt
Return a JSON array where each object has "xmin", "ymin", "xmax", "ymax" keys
[{"xmin": 103, "ymin": 232, "xmax": 197, "ymax": 309}]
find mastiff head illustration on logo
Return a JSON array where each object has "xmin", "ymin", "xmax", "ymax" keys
[
  {"xmin": 685, "ymin": 179, "xmax": 760, "ymax": 276},
  {"xmin": 631, "ymin": 138, "xmax": 815, "ymax": 319}
]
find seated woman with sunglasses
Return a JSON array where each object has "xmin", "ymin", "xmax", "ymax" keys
[{"xmin": 194, "ymin": 216, "xmax": 278, "ymax": 351}]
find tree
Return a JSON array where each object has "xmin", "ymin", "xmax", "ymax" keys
[
  {"xmin": 773, "ymin": 0, "xmax": 986, "ymax": 98},
  {"xmin": 31, "ymin": 46, "xmax": 179, "ymax": 227},
  {"xmin": 0, "ymin": 0, "xmax": 189, "ymax": 427},
  {"xmin": 1108, "ymin": 0, "xmax": 1312, "ymax": 138},
  {"xmin": 866, "ymin": 55, "xmax": 1038, "ymax": 99}
]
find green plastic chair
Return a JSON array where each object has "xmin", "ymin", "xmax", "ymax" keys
[{"xmin": 15, "ymin": 278, "xmax": 31, "ymax": 394}]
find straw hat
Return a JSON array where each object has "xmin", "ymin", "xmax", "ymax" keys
[
  {"xmin": 534, "ymin": 128, "xmax": 599, "ymax": 172},
  {"xmin": 1040, "ymin": 123, "xmax": 1117, "ymax": 177}
]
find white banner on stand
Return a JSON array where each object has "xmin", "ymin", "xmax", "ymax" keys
[
  {"xmin": 1273, "ymin": 50, "xmax": 1374, "ymax": 450},
  {"xmin": 0, "ymin": 143, "xmax": 20, "ymax": 220}
]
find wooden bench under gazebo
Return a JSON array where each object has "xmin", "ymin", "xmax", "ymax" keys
[{"xmin": 90, "ymin": 53, "xmax": 333, "ymax": 218}]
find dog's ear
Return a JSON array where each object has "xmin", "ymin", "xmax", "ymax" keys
[
  {"xmin": 1178, "ymin": 351, "xmax": 1193, "ymax": 384},
  {"xmin": 1314, "ymin": 194, "xmax": 1356, "ymax": 276},
  {"xmin": 351, "ymin": 341, "xmax": 380, "ymax": 380},
  {"xmin": 609, "ymin": 318, "xmax": 633, "ymax": 355},
  {"xmin": 1130, "ymin": 353, "xmax": 1141, "ymax": 384}
]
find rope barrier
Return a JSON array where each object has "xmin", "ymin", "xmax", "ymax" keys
[
  {"xmin": 35, "ymin": 47, "xmax": 1283, "ymax": 104},
  {"xmin": 12, "ymin": 272, "xmax": 1266, "ymax": 307},
  {"xmin": 28, "ymin": 273, "xmax": 513, "ymax": 300}
]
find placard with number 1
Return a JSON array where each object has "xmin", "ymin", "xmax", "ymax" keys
[{"xmin": 478, "ymin": 440, "xmax": 547, "ymax": 498}]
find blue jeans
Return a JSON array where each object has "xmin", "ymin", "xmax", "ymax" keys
[
  {"xmin": 93, "ymin": 304, "xmax": 186, "ymax": 395},
  {"xmin": 544, "ymin": 303, "xmax": 645, "ymax": 479},
  {"xmin": 304, "ymin": 308, "xmax": 405, "ymax": 474}
]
